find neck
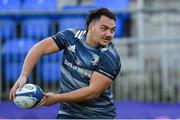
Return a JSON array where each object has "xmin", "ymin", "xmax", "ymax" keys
[{"xmin": 86, "ymin": 32, "xmax": 98, "ymax": 48}]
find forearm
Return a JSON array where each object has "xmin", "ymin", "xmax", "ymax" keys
[
  {"xmin": 43, "ymin": 72, "xmax": 113, "ymax": 106},
  {"xmin": 21, "ymin": 46, "xmax": 43, "ymax": 77},
  {"xmin": 55, "ymin": 86, "xmax": 99, "ymax": 103}
]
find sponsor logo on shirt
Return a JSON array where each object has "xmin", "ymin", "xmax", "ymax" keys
[{"xmin": 64, "ymin": 59, "xmax": 92, "ymax": 78}]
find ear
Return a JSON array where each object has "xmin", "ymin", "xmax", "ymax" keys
[{"xmin": 88, "ymin": 22, "xmax": 94, "ymax": 32}]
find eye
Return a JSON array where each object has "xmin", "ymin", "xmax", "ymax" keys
[
  {"xmin": 101, "ymin": 26, "xmax": 107, "ymax": 31},
  {"xmin": 111, "ymin": 28, "xmax": 116, "ymax": 33}
]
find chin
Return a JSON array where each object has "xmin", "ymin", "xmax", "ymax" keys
[{"xmin": 100, "ymin": 43, "xmax": 109, "ymax": 47}]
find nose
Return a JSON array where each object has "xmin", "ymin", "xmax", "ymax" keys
[{"xmin": 105, "ymin": 30, "xmax": 113, "ymax": 38}]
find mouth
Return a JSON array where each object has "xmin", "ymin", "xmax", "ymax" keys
[
  {"xmin": 103, "ymin": 40, "xmax": 109, "ymax": 43},
  {"xmin": 102, "ymin": 38, "xmax": 111, "ymax": 43}
]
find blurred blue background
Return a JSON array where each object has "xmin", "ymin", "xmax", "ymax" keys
[{"xmin": 1, "ymin": 0, "xmax": 180, "ymax": 119}]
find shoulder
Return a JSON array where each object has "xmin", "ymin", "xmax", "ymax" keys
[
  {"xmin": 52, "ymin": 28, "xmax": 86, "ymax": 47},
  {"xmin": 96, "ymin": 43, "xmax": 121, "ymax": 80},
  {"xmin": 59, "ymin": 28, "xmax": 86, "ymax": 39},
  {"xmin": 57, "ymin": 28, "xmax": 86, "ymax": 43},
  {"xmin": 100, "ymin": 43, "xmax": 121, "ymax": 72},
  {"xmin": 100, "ymin": 43, "xmax": 120, "ymax": 63},
  {"xmin": 56, "ymin": 28, "xmax": 78, "ymax": 37}
]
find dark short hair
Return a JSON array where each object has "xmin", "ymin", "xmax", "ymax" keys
[{"xmin": 86, "ymin": 8, "xmax": 116, "ymax": 31}]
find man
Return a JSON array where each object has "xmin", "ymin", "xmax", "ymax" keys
[{"xmin": 9, "ymin": 8, "xmax": 121, "ymax": 119}]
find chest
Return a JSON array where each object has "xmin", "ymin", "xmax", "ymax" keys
[{"xmin": 63, "ymin": 41, "xmax": 100, "ymax": 70}]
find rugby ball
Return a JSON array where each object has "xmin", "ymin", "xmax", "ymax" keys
[{"xmin": 14, "ymin": 83, "xmax": 44, "ymax": 109}]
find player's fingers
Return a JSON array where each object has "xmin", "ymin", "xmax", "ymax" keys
[
  {"xmin": 9, "ymin": 90, "xmax": 12, "ymax": 100},
  {"xmin": 12, "ymin": 82, "xmax": 25, "ymax": 99},
  {"xmin": 9, "ymin": 88, "xmax": 16, "ymax": 100},
  {"xmin": 9, "ymin": 92, "xmax": 12, "ymax": 100},
  {"xmin": 11, "ymin": 92, "xmax": 16, "ymax": 100},
  {"xmin": 44, "ymin": 93, "xmax": 49, "ymax": 97},
  {"xmin": 9, "ymin": 81, "xmax": 21, "ymax": 100},
  {"xmin": 40, "ymin": 101, "xmax": 46, "ymax": 106},
  {"xmin": 13, "ymin": 91, "xmax": 17, "ymax": 99},
  {"xmin": 33, "ymin": 99, "xmax": 44, "ymax": 109},
  {"xmin": 33, "ymin": 104, "xmax": 40, "ymax": 109},
  {"xmin": 9, "ymin": 87, "xmax": 15, "ymax": 100}
]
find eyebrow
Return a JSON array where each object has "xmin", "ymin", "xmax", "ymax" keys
[{"xmin": 101, "ymin": 25, "xmax": 116, "ymax": 29}]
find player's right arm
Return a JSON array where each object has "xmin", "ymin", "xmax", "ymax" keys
[{"xmin": 9, "ymin": 37, "xmax": 59, "ymax": 100}]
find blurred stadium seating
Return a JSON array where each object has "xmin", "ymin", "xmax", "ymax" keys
[
  {"xmin": 95, "ymin": 0, "xmax": 129, "ymax": 10},
  {"xmin": 22, "ymin": 19, "xmax": 51, "ymax": 40},
  {"xmin": 21, "ymin": 0, "xmax": 57, "ymax": 39},
  {"xmin": 2, "ymin": 39, "xmax": 35, "ymax": 82},
  {"xmin": 0, "ymin": 0, "xmax": 21, "ymax": 42},
  {"xmin": 0, "ymin": 19, "xmax": 17, "ymax": 43},
  {"xmin": 0, "ymin": 0, "xmax": 21, "ymax": 11},
  {"xmin": 58, "ymin": 4, "xmax": 94, "ymax": 30},
  {"xmin": 38, "ymin": 51, "xmax": 63, "ymax": 82},
  {"xmin": 39, "ymin": 62, "xmax": 61, "ymax": 82},
  {"xmin": 22, "ymin": 0, "xmax": 57, "ymax": 11},
  {"xmin": 58, "ymin": 14, "xmax": 86, "ymax": 30}
]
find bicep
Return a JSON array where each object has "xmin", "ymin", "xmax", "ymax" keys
[
  {"xmin": 33, "ymin": 37, "xmax": 60, "ymax": 55},
  {"xmin": 89, "ymin": 71, "xmax": 113, "ymax": 96}
]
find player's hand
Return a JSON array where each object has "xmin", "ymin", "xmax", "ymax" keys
[
  {"xmin": 40, "ymin": 92, "xmax": 58, "ymax": 106},
  {"xmin": 9, "ymin": 75, "xmax": 27, "ymax": 100},
  {"xmin": 33, "ymin": 96, "xmax": 45, "ymax": 109}
]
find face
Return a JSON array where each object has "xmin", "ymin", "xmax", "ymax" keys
[{"xmin": 89, "ymin": 15, "xmax": 116, "ymax": 47}]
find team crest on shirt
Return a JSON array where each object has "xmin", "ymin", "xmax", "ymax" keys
[{"xmin": 91, "ymin": 54, "xmax": 99, "ymax": 66}]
